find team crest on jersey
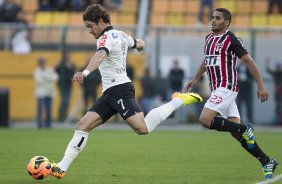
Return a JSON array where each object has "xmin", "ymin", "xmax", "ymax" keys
[
  {"xmin": 215, "ymin": 43, "xmax": 223, "ymax": 52},
  {"xmin": 112, "ymin": 33, "xmax": 118, "ymax": 38}
]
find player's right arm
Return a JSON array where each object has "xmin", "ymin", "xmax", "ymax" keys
[
  {"xmin": 183, "ymin": 59, "xmax": 206, "ymax": 92},
  {"xmin": 73, "ymin": 49, "xmax": 107, "ymax": 84}
]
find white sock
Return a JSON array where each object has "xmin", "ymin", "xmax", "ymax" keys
[
  {"xmin": 169, "ymin": 97, "xmax": 183, "ymax": 109},
  {"xmin": 58, "ymin": 130, "xmax": 89, "ymax": 171},
  {"xmin": 144, "ymin": 98, "xmax": 183, "ymax": 133}
]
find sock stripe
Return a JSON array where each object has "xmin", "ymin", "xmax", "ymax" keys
[{"xmin": 77, "ymin": 137, "xmax": 85, "ymax": 148}]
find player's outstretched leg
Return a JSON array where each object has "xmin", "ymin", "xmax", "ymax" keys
[
  {"xmin": 241, "ymin": 123, "xmax": 255, "ymax": 149},
  {"xmin": 262, "ymin": 158, "xmax": 279, "ymax": 179},
  {"xmin": 172, "ymin": 92, "xmax": 203, "ymax": 105},
  {"xmin": 144, "ymin": 92, "xmax": 202, "ymax": 133}
]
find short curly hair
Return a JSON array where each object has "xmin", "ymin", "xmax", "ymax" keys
[
  {"xmin": 215, "ymin": 8, "xmax": 232, "ymax": 26},
  {"xmin": 83, "ymin": 4, "xmax": 111, "ymax": 24}
]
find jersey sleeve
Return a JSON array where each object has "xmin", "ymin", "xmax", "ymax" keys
[
  {"xmin": 231, "ymin": 36, "xmax": 248, "ymax": 58},
  {"xmin": 121, "ymin": 31, "xmax": 136, "ymax": 48},
  {"xmin": 96, "ymin": 33, "xmax": 112, "ymax": 55}
]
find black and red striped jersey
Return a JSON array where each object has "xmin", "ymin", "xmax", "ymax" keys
[{"xmin": 204, "ymin": 30, "xmax": 248, "ymax": 92}]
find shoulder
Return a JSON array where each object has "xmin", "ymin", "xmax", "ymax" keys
[
  {"xmin": 205, "ymin": 33, "xmax": 213, "ymax": 40},
  {"xmin": 104, "ymin": 29, "xmax": 120, "ymax": 39},
  {"xmin": 226, "ymin": 30, "xmax": 235, "ymax": 37},
  {"xmin": 226, "ymin": 31, "xmax": 244, "ymax": 44},
  {"xmin": 227, "ymin": 31, "xmax": 241, "ymax": 41}
]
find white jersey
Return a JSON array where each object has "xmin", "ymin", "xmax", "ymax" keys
[{"xmin": 96, "ymin": 26, "xmax": 135, "ymax": 92}]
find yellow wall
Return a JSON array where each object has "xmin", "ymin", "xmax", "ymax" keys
[{"xmin": 0, "ymin": 51, "xmax": 145, "ymax": 121}]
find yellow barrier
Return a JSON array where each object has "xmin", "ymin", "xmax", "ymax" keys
[{"xmin": 0, "ymin": 51, "xmax": 145, "ymax": 121}]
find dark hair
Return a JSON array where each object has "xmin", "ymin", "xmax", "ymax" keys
[
  {"xmin": 83, "ymin": 4, "xmax": 111, "ymax": 24},
  {"xmin": 215, "ymin": 8, "xmax": 232, "ymax": 26}
]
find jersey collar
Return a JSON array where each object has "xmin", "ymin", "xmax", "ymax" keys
[
  {"xmin": 99, "ymin": 26, "xmax": 114, "ymax": 38},
  {"xmin": 213, "ymin": 29, "xmax": 229, "ymax": 37}
]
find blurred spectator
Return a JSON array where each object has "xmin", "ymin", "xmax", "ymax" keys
[
  {"xmin": 140, "ymin": 68, "xmax": 157, "ymax": 115},
  {"xmin": 39, "ymin": 0, "xmax": 107, "ymax": 12},
  {"xmin": 55, "ymin": 52, "xmax": 76, "ymax": 121},
  {"xmin": 108, "ymin": 0, "xmax": 121, "ymax": 9},
  {"xmin": 197, "ymin": 0, "xmax": 214, "ymax": 26},
  {"xmin": 155, "ymin": 70, "xmax": 168, "ymax": 102},
  {"xmin": 167, "ymin": 60, "xmax": 186, "ymax": 123},
  {"xmin": 80, "ymin": 57, "xmax": 101, "ymax": 113},
  {"xmin": 268, "ymin": 0, "xmax": 282, "ymax": 14},
  {"xmin": 167, "ymin": 60, "xmax": 184, "ymax": 97},
  {"xmin": 39, "ymin": 0, "xmax": 54, "ymax": 11},
  {"xmin": 85, "ymin": 0, "xmax": 105, "ymax": 7},
  {"xmin": 236, "ymin": 61, "xmax": 253, "ymax": 123},
  {"xmin": 70, "ymin": 0, "xmax": 87, "ymax": 11},
  {"xmin": 0, "ymin": 0, "xmax": 22, "ymax": 22},
  {"xmin": 34, "ymin": 57, "xmax": 58, "ymax": 128},
  {"xmin": 11, "ymin": 12, "xmax": 31, "ymax": 54},
  {"xmin": 265, "ymin": 59, "xmax": 282, "ymax": 125}
]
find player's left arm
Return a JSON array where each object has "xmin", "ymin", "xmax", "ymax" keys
[
  {"xmin": 135, "ymin": 38, "xmax": 145, "ymax": 52},
  {"xmin": 73, "ymin": 49, "xmax": 107, "ymax": 84},
  {"xmin": 240, "ymin": 54, "xmax": 269, "ymax": 103},
  {"xmin": 232, "ymin": 35, "xmax": 268, "ymax": 102},
  {"xmin": 121, "ymin": 32, "xmax": 145, "ymax": 52}
]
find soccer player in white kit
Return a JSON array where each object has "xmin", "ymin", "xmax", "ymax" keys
[
  {"xmin": 182, "ymin": 8, "xmax": 278, "ymax": 180},
  {"xmin": 50, "ymin": 4, "xmax": 202, "ymax": 179}
]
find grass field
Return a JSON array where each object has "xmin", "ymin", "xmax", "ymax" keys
[{"xmin": 0, "ymin": 128, "xmax": 281, "ymax": 184}]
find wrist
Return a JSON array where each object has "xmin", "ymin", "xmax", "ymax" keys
[{"xmin": 82, "ymin": 70, "xmax": 90, "ymax": 77}]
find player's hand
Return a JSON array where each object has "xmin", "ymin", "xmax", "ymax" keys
[
  {"xmin": 136, "ymin": 39, "xmax": 145, "ymax": 52},
  {"xmin": 257, "ymin": 86, "xmax": 269, "ymax": 103},
  {"xmin": 73, "ymin": 72, "xmax": 84, "ymax": 84},
  {"xmin": 183, "ymin": 79, "xmax": 197, "ymax": 93}
]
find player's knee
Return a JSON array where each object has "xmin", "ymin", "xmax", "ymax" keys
[
  {"xmin": 134, "ymin": 126, "xmax": 149, "ymax": 135},
  {"xmin": 199, "ymin": 115, "xmax": 212, "ymax": 128},
  {"xmin": 75, "ymin": 120, "xmax": 91, "ymax": 132}
]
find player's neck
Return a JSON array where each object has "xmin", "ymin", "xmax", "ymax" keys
[{"xmin": 213, "ymin": 29, "xmax": 228, "ymax": 35}]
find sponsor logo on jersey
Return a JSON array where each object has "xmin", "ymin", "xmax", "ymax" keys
[{"xmin": 99, "ymin": 34, "xmax": 108, "ymax": 47}]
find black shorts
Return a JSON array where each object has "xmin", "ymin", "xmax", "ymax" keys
[{"xmin": 89, "ymin": 82, "xmax": 143, "ymax": 123}]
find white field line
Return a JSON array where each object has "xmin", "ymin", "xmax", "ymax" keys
[{"xmin": 255, "ymin": 174, "xmax": 282, "ymax": 184}]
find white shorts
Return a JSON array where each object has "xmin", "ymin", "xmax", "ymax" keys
[{"xmin": 204, "ymin": 87, "xmax": 240, "ymax": 119}]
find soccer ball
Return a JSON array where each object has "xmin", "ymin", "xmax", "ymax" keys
[{"xmin": 27, "ymin": 156, "xmax": 52, "ymax": 180}]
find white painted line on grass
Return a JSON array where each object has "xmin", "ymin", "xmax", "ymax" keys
[{"xmin": 256, "ymin": 174, "xmax": 282, "ymax": 184}]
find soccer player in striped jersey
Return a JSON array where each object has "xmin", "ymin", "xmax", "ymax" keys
[
  {"xmin": 183, "ymin": 8, "xmax": 278, "ymax": 180},
  {"xmin": 50, "ymin": 4, "xmax": 202, "ymax": 179}
]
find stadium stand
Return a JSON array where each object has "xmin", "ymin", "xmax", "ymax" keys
[
  {"xmin": 149, "ymin": 0, "xmax": 282, "ymax": 27},
  {"xmin": 9, "ymin": 0, "xmax": 282, "ymax": 27},
  {"xmin": 251, "ymin": 14, "xmax": 268, "ymax": 27},
  {"xmin": 52, "ymin": 12, "xmax": 69, "ymax": 26},
  {"xmin": 21, "ymin": 0, "xmax": 38, "ymax": 12},
  {"xmin": 35, "ymin": 12, "xmax": 52, "ymax": 25},
  {"xmin": 69, "ymin": 12, "xmax": 83, "ymax": 26}
]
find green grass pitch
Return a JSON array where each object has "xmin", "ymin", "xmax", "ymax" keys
[{"xmin": 0, "ymin": 128, "xmax": 281, "ymax": 184}]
